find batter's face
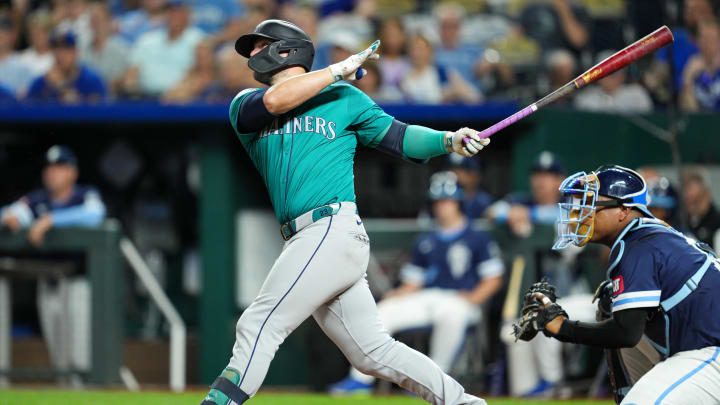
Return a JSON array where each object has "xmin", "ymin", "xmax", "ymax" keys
[{"xmin": 250, "ymin": 38, "xmax": 289, "ymax": 58}]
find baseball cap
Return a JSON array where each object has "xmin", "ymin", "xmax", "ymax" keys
[
  {"xmin": 445, "ymin": 153, "xmax": 482, "ymax": 172},
  {"xmin": 50, "ymin": 31, "xmax": 77, "ymax": 48},
  {"xmin": 45, "ymin": 145, "xmax": 77, "ymax": 167},
  {"xmin": 532, "ymin": 151, "xmax": 565, "ymax": 175}
]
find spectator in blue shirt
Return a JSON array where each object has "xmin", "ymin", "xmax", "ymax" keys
[
  {"xmin": 26, "ymin": 32, "xmax": 106, "ymax": 103},
  {"xmin": 185, "ymin": 0, "xmax": 245, "ymax": 46},
  {"xmin": 433, "ymin": 3, "xmax": 483, "ymax": 94},
  {"xmin": 0, "ymin": 84, "xmax": 15, "ymax": 104},
  {"xmin": 116, "ymin": 0, "xmax": 168, "ymax": 44}
]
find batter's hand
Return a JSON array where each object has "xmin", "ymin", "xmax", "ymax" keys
[
  {"xmin": 328, "ymin": 40, "xmax": 380, "ymax": 82},
  {"xmin": 445, "ymin": 127, "xmax": 490, "ymax": 157}
]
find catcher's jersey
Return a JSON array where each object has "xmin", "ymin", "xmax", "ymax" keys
[
  {"xmin": 401, "ymin": 224, "xmax": 504, "ymax": 291},
  {"xmin": 607, "ymin": 218, "xmax": 720, "ymax": 356},
  {"xmin": 229, "ymin": 83, "xmax": 393, "ymax": 224}
]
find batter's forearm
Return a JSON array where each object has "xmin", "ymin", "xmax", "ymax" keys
[
  {"xmin": 263, "ymin": 68, "xmax": 335, "ymax": 114},
  {"xmin": 467, "ymin": 276, "xmax": 502, "ymax": 305},
  {"xmin": 402, "ymin": 125, "xmax": 452, "ymax": 159}
]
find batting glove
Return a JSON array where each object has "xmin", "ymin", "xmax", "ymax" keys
[
  {"xmin": 445, "ymin": 127, "xmax": 490, "ymax": 157},
  {"xmin": 329, "ymin": 40, "xmax": 381, "ymax": 82}
]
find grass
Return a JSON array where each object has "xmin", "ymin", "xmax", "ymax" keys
[{"xmin": 0, "ymin": 390, "xmax": 615, "ymax": 405}]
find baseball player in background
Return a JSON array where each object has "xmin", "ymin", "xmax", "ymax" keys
[
  {"xmin": 0, "ymin": 145, "xmax": 106, "ymax": 377},
  {"xmin": 513, "ymin": 165, "xmax": 720, "ymax": 404},
  {"xmin": 200, "ymin": 20, "xmax": 491, "ymax": 405},
  {"xmin": 330, "ymin": 171, "xmax": 503, "ymax": 395}
]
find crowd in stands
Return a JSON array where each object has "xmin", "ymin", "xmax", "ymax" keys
[{"xmin": 0, "ymin": 0, "xmax": 718, "ymax": 111}]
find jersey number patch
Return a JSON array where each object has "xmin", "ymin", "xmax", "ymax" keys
[{"xmin": 612, "ymin": 276, "xmax": 624, "ymax": 296}]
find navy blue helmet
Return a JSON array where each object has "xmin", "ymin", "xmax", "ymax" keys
[
  {"xmin": 428, "ymin": 171, "xmax": 463, "ymax": 201},
  {"xmin": 595, "ymin": 165, "xmax": 652, "ymax": 217},
  {"xmin": 45, "ymin": 145, "xmax": 77, "ymax": 167}
]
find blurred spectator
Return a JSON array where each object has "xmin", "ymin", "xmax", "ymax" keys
[
  {"xmin": 655, "ymin": 0, "xmax": 717, "ymax": 90},
  {"xmin": 162, "ymin": 40, "xmax": 216, "ymax": 103},
  {"xmin": 329, "ymin": 171, "xmax": 503, "ymax": 395},
  {"xmin": 121, "ymin": 0, "xmax": 204, "ymax": 98},
  {"xmin": 0, "ymin": 145, "xmax": 106, "ymax": 373},
  {"xmin": 54, "ymin": 0, "xmax": 92, "ymax": 50},
  {"xmin": 376, "ymin": 18, "xmax": 410, "ymax": 89},
  {"xmin": 487, "ymin": 151, "xmax": 565, "ymax": 238},
  {"xmin": 327, "ymin": 30, "xmax": 360, "ymax": 65},
  {"xmin": 680, "ymin": 20, "xmax": 720, "ymax": 111},
  {"xmin": 184, "ymin": 0, "xmax": 244, "ymax": 46},
  {"xmin": 574, "ymin": 50, "xmax": 653, "ymax": 113},
  {"xmin": 445, "ymin": 154, "xmax": 494, "ymax": 220},
  {"xmin": 206, "ymin": 43, "xmax": 257, "ymax": 102},
  {"xmin": 116, "ymin": 0, "xmax": 168, "ymax": 44},
  {"xmin": 80, "ymin": 2, "xmax": 130, "ymax": 95},
  {"xmin": 0, "ymin": 84, "xmax": 15, "ymax": 103},
  {"xmin": 352, "ymin": 60, "xmax": 404, "ymax": 103},
  {"xmin": 682, "ymin": 166, "xmax": 720, "ymax": 250},
  {"xmin": 538, "ymin": 49, "xmax": 576, "ymax": 106},
  {"xmin": 281, "ymin": 4, "xmax": 330, "ymax": 70},
  {"xmin": 647, "ymin": 176, "xmax": 681, "ymax": 228},
  {"xmin": 18, "ymin": 10, "xmax": 54, "ymax": 79},
  {"xmin": 0, "ymin": 15, "xmax": 36, "ymax": 97},
  {"xmin": 400, "ymin": 33, "xmax": 480, "ymax": 104},
  {"xmin": 433, "ymin": 3, "xmax": 483, "ymax": 93},
  {"xmin": 26, "ymin": 32, "xmax": 106, "ymax": 103},
  {"xmin": 519, "ymin": 0, "xmax": 590, "ymax": 54}
]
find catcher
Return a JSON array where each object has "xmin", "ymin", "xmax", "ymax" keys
[{"xmin": 513, "ymin": 165, "xmax": 720, "ymax": 404}]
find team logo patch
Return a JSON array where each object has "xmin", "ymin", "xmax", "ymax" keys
[{"xmin": 612, "ymin": 276, "xmax": 624, "ymax": 296}]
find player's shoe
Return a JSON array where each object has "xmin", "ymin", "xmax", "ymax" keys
[
  {"xmin": 327, "ymin": 376, "xmax": 373, "ymax": 396},
  {"xmin": 201, "ymin": 368, "xmax": 243, "ymax": 405},
  {"xmin": 522, "ymin": 378, "xmax": 556, "ymax": 398}
]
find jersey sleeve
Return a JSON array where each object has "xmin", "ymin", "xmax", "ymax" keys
[
  {"xmin": 51, "ymin": 187, "xmax": 106, "ymax": 227},
  {"xmin": 610, "ymin": 242, "xmax": 662, "ymax": 312},
  {"xmin": 344, "ymin": 85, "xmax": 394, "ymax": 148},
  {"xmin": 400, "ymin": 235, "xmax": 431, "ymax": 285},
  {"xmin": 229, "ymin": 88, "xmax": 269, "ymax": 136},
  {"xmin": 474, "ymin": 234, "xmax": 504, "ymax": 280}
]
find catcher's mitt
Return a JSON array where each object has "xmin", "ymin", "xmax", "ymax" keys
[{"xmin": 512, "ymin": 280, "xmax": 568, "ymax": 342}]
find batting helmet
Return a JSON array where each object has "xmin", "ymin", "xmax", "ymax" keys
[{"xmin": 235, "ymin": 19, "xmax": 315, "ymax": 85}]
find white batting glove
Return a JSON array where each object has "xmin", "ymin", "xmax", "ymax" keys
[
  {"xmin": 329, "ymin": 40, "xmax": 381, "ymax": 82},
  {"xmin": 445, "ymin": 127, "xmax": 490, "ymax": 157}
]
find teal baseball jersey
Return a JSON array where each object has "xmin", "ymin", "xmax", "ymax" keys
[{"xmin": 229, "ymin": 83, "xmax": 393, "ymax": 224}]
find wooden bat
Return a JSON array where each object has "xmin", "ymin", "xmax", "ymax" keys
[{"xmin": 465, "ymin": 25, "xmax": 674, "ymax": 142}]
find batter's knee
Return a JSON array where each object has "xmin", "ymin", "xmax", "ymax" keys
[{"xmin": 348, "ymin": 338, "xmax": 397, "ymax": 377}]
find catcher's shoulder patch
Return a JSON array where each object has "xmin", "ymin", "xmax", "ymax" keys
[{"xmin": 612, "ymin": 276, "xmax": 624, "ymax": 297}]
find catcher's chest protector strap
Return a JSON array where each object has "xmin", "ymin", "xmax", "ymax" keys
[{"xmin": 207, "ymin": 376, "xmax": 250, "ymax": 404}]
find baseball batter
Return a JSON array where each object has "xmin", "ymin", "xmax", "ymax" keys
[
  {"xmin": 200, "ymin": 20, "xmax": 490, "ymax": 405},
  {"xmin": 513, "ymin": 165, "xmax": 720, "ymax": 404}
]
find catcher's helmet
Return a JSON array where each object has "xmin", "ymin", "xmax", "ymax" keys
[
  {"xmin": 428, "ymin": 171, "xmax": 463, "ymax": 201},
  {"xmin": 235, "ymin": 19, "xmax": 315, "ymax": 85},
  {"xmin": 553, "ymin": 165, "xmax": 651, "ymax": 250}
]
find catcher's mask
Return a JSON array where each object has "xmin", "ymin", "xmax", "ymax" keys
[
  {"xmin": 235, "ymin": 19, "xmax": 314, "ymax": 85},
  {"xmin": 553, "ymin": 165, "xmax": 652, "ymax": 250}
]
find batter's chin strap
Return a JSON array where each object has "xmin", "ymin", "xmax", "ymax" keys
[{"xmin": 202, "ymin": 376, "xmax": 250, "ymax": 405}]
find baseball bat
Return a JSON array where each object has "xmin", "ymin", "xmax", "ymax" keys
[{"xmin": 464, "ymin": 25, "xmax": 674, "ymax": 142}]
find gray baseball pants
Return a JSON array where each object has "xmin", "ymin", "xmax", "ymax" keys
[{"xmin": 226, "ymin": 202, "xmax": 485, "ymax": 404}]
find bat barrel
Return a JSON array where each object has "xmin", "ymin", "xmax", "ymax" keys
[{"xmin": 573, "ymin": 26, "xmax": 674, "ymax": 88}]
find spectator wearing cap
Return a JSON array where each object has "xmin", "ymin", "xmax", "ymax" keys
[
  {"xmin": 446, "ymin": 154, "xmax": 494, "ymax": 220},
  {"xmin": 574, "ymin": 50, "xmax": 653, "ymax": 113},
  {"xmin": 80, "ymin": 2, "xmax": 131, "ymax": 96},
  {"xmin": 0, "ymin": 15, "xmax": 36, "ymax": 97},
  {"xmin": 121, "ymin": 0, "xmax": 205, "ymax": 98},
  {"xmin": 116, "ymin": 0, "xmax": 168, "ymax": 44},
  {"xmin": 0, "ymin": 145, "xmax": 106, "ymax": 375},
  {"xmin": 26, "ymin": 32, "xmax": 107, "ymax": 103},
  {"xmin": 682, "ymin": 167, "xmax": 720, "ymax": 251},
  {"xmin": 487, "ymin": 151, "xmax": 565, "ymax": 238},
  {"xmin": 647, "ymin": 176, "xmax": 682, "ymax": 229}
]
